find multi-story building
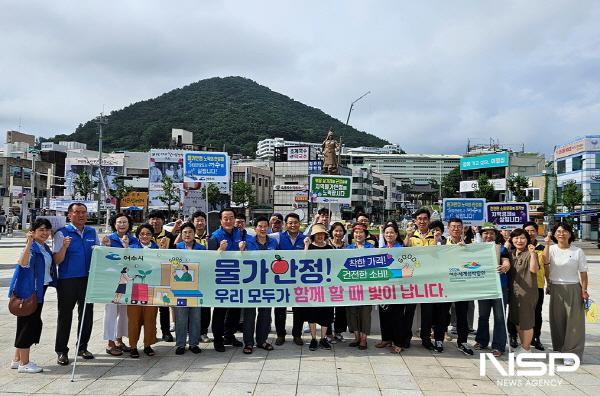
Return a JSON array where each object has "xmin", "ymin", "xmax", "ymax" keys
[
  {"xmin": 58, "ymin": 141, "xmax": 87, "ymax": 150},
  {"xmin": 232, "ymin": 162, "xmax": 273, "ymax": 218},
  {"xmin": 7, "ymin": 130, "xmax": 35, "ymax": 146},
  {"xmin": 256, "ymin": 137, "xmax": 322, "ymax": 159},
  {"xmin": 554, "ymin": 135, "xmax": 600, "ymax": 240}
]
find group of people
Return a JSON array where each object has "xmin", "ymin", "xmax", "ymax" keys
[{"xmin": 8, "ymin": 203, "xmax": 589, "ymax": 374}]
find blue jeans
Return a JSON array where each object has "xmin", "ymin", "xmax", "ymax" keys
[
  {"xmin": 475, "ymin": 287, "xmax": 508, "ymax": 352},
  {"xmin": 175, "ymin": 307, "xmax": 201, "ymax": 348}
]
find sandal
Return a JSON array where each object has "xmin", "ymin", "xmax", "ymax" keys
[
  {"xmin": 117, "ymin": 343, "xmax": 131, "ymax": 353},
  {"xmin": 106, "ymin": 346, "xmax": 123, "ymax": 356},
  {"xmin": 492, "ymin": 349, "xmax": 503, "ymax": 357},
  {"xmin": 243, "ymin": 345, "xmax": 253, "ymax": 354},
  {"xmin": 390, "ymin": 345, "xmax": 403, "ymax": 354},
  {"xmin": 259, "ymin": 342, "xmax": 274, "ymax": 351},
  {"xmin": 375, "ymin": 341, "xmax": 392, "ymax": 348},
  {"xmin": 143, "ymin": 346, "xmax": 155, "ymax": 356},
  {"xmin": 130, "ymin": 348, "xmax": 140, "ymax": 358}
]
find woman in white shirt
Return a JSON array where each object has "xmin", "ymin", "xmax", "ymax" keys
[{"xmin": 543, "ymin": 222, "xmax": 588, "ymax": 365}]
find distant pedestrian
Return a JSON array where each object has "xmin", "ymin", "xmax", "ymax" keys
[{"xmin": 0, "ymin": 211, "xmax": 7, "ymax": 233}]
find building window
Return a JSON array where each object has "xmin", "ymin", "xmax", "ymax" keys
[
  {"xmin": 556, "ymin": 160, "xmax": 566, "ymax": 174},
  {"xmin": 595, "ymin": 154, "xmax": 600, "ymax": 169},
  {"xmin": 572, "ymin": 156, "xmax": 583, "ymax": 171},
  {"xmin": 525, "ymin": 188, "xmax": 540, "ymax": 202},
  {"xmin": 591, "ymin": 184, "xmax": 600, "ymax": 204},
  {"xmin": 258, "ymin": 178, "xmax": 262, "ymax": 187}
]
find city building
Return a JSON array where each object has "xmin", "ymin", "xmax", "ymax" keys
[
  {"xmin": 459, "ymin": 149, "xmax": 545, "ymax": 201},
  {"xmin": 344, "ymin": 144, "xmax": 403, "ymax": 154},
  {"xmin": 7, "ymin": 130, "xmax": 35, "ymax": 146},
  {"xmin": 232, "ymin": 162, "xmax": 274, "ymax": 218},
  {"xmin": 0, "ymin": 156, "xmax": 52, "ymax": 216},
  {"xmin": 554, "ymin": 135, "xmax": 600, "ymax": 240},
  {"xmin": 58, "ymin": 141, "xmax": 87, "ymax": 150},
  {"xmin": 256, "ymin": 137, "xmax": 322, "ymax": 159}
]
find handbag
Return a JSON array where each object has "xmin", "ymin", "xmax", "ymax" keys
[{"xmin": 8, "ymin": 262, "xmax": 38, "ymax": 317}]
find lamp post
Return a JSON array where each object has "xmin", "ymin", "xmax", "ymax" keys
[
  {"xmin": 345, "ymin": 91, "xmax": 371, "ymax": 125},
  {"xmin": 94, "ymin": 113, "xmax": 108, "ymax": 225}
]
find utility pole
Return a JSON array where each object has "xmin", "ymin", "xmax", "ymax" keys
[
  {"xmin": 95, "ymin": 113, "xmax": 108, "ymax": 225},
  {"xmin": 345, "ymin": 91, "xmax": 371, "ymax": 125}
]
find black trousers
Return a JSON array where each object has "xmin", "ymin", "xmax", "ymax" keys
[
  {"xmin": 292, "ymin": 307, "xmax": 305, "ymax": 337},
  {"xmin": 454, "ymin": 300, "xmax": 470, "ymax": 345},
  {"xmin": 534, "ymin": 288, "xmax": 544, "ymax": 339},
  {"xmin": 159, "ymin": 307, "xmax": 170, "ymax": 335},
  {"xmin": 55, "ymin": 277, "xmax": 94, "ymax": 354},
  {"xmin": 326, "ymin": 307, "xmax": 348, "ymax": 336},
  {"xmin": 274, "ymin": 307, "xmax": 287, "ymax": 337},
  {"xmin": 200, "ymin": 307, "xmax": 211, "ymax": 335},
  {"xmin": 211, "ymin": 307, "xmax": 241, "ymax": 343},
  {"xmin": 392, "ymin": 304, "xmax": 416, "ymax": 348},
  {"xmin": 420, "ymin": 302, "xmax": 451, "ymax": 343},
  {"xmin": 379, "ymin": 305, "xmax": 395, "ymax": 341}
]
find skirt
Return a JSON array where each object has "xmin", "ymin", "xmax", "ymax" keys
[{"xmin": 14, "ymin": 287, "xmax": 47, "ymax": 349}]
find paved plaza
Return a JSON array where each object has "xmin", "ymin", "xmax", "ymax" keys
[{"xmin": 0, "ymin": 242, "xmax": 599, "ymax": 395}]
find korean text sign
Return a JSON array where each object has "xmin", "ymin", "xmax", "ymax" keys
[
  {"xmin": 309, "ymin": 175, "xmax": 352, "ymax": 204},
  {"xmin": 443, "ymin": 198, "xmax": 486, "ymax": 226},
  {"xmin": 460, "ymin": 152, "xmax": 509, "ymax": 171},
  {"xmin": 86, "ymin": 244, "xmax": 501, "ymax": 307},
  {"xmin": 486, "ymin": 202, "xmax": 529, "ymax": 230},
  {"xmin": 183, "ymin": 151, "xmax": 229, "ymax": 183}
]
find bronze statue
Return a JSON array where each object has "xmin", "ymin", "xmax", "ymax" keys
[{"xmin": 322, "ymin": 129, "xmax": 341, "ymax": 174}]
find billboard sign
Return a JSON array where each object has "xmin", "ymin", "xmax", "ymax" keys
[
  {"xmin": 442, "ymin": 198, "xmax": 486, "ymax": 226},
  {"xmin": 309, "ymin": 175, "xmax": 352, "ymax": 204},
  {"xmin": 485, "ymin": 202, "xmax": 529, "ymax": 230},
  {"xmin": 183, "ymin": 152, "xmax": 229, "ymax": 183},
  {"xmin": 460, "ymin": 152, "xmax": 509, "ymax": 171}
]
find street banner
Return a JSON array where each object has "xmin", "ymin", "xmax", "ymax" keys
[
  {"xmin": 442, "ymin": 198, "xmax": 486, "ymax": 226},
  {"xmin": 183, "ymin": 151, "xmax": 229, "ymax": 183},
  {"xmin": 486, "ymin": 202, "xmax": 529, "ymax": 230},
  {"xmin": 309, "ymin": 175, "xmax": 352, "ymax": 204},
  {"xmin": 85, "ymin": 243, "xmax": 501, "ymax": 307}
]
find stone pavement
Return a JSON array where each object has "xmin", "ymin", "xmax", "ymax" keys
[{"xmin": 0, "ymin": 246, "xmax": 598, "ymax": 395}]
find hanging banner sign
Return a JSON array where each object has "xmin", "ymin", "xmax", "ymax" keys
[
  {"xmin": 183, "ymin": 151, "xmax": 229, "ymax": 183},
  {"xmin": 85, "ymin": 244, "xmax": 501, "ymax": 307}
]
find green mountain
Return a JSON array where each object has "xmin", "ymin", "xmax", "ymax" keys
[{"xmin": 52, "ymin": 76, "xmax": 390, "ymax": 156}]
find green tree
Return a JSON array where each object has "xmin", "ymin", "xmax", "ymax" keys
[
  {"xmin": 108, "ymin": 178, "xmax": 134, "ymax": 212},
  {"xmin": 201, "ymin": 183, "xmax": 223, "ymax": 211},
  {"xmin": 158, "ymin": 176, "xmax": 181, "ymax": 218},
  {"xmin": 507, "ymin": 175, "xmax": 531, "ymax": 202},
  {"xmin": 441, "ymin": 167, "xmax": 460, "ymax": 198},
  {"xmin": 474, "ymin": 174, "xmax": 495, "ymax": 200},
  {"xmin": 73, "ymin": 171, "xmax": 97, "ymax": 200},
  {"xmin": 232, "ymin": 181, "xmax": 256, "ymax": 209},
  {"xmin": 562, "ymin": 180, "xmax": 583, "ymax": 212}
]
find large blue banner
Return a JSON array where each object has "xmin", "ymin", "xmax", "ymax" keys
[{"xmin": 183, "ymin": 151, "xmax": 229, "ymax": 183}]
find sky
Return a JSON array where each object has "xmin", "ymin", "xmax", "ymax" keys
[{"xmin": 1, "ymin": 0, "xmax": 599, "ymax": 157}]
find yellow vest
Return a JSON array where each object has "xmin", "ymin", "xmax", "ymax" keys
[{"xmin": 409, "ymin": 230, "xmax": 437, "ymax": 247}]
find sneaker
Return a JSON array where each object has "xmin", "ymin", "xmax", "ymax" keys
[
  {"xmin": 275, "ymin": 335, "xmax": 285, "ymax": 346},
  {"xmin": 564, "ymin": 358, "xmax": 577, "ymax": 366},
  {"xmin": 309, "ymin": 338, "xmax": 318, "ymax": 351},
  {"xmin": 319, "ymin": 338, "xmax": 332, "ymax": 350},
  {"xmin": 17, "ymin": 362, "xmax": 43, "ymax": 373},
  {"xmin": 509, "ymin": 335, "xmax": 519, "ymax": 349},
  {"xmin": 533, "ymin": 338, "xmax": 545, "ymax": 351},
  {"xmin": 434, "ymin": 341, "xmax": 444, "ymax": 353},
  {"xmin": 515, "ymin": 346, "xmax": 531, "ymax": 354},
  {"xmin": 200, "ymin": 334, "xmax": 211, "ymax": 343},
  {"xmin": 458, "ymin": 343, "xmax": 474, "ymax": 356},
  {"xmin": 293, "ymin": 336, "xmax": 304, "ymax": 346},
  {"xmin": 334, "ymin": 333, "xmax": 345, "ymax": 343},
  {"xmin": 326, "ymin": 335, "xmax": 336, "ymax": 344},
  {"xmin": 10, "ymin": 360, "xmax": 19, "ymax": 369},
  {"xmin": 169, "ymin": 322, "xmax": 175, "ymax": 332},
  {"xmin": 450, "ymin": 327, "xmax": 458, "ymax": 335}
]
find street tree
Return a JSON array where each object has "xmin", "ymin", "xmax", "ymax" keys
[
  {"xmin": 441, "ymin": 167, "xmax": 460, "ymax": 198},
  {"xmin": 562, "ymin": 180, "xmax": 583, "ymax": 212},
  {"xmin": 474, "ymin": 174, "xmax": 495, "ymax": 200},
  {"xmin": 158, "ymin": 176, "xmax": 181, "ymax": 218},
  {"xmin": 507, "ymin": 175, "xmax": 531, "ymax": 202},
  {"xmin": 201, "ymin": 183, "xmax": 223, "ymax": 211},
  {"xmin": 73, "ymin": 171, "xmax": 97, "ymax": 200},
  {"xmin": 108, "ymin": 178, "xmax": 134, "ymax": 212},
  {"xmin": 232, "ymin": 181, "xmax": 256, "ymax": 209}
]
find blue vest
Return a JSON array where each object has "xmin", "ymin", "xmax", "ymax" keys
[
  {"xmin": 278, "ymin": 231, "xmax": 306, "ymax": 250},
  {"xmin": 208, "ymin": 227, "xmax": 244, "ymax": 251},
  {"xmin": 56, "ymin": 224, "xmax": 98, "ymax": 279},
  {"xmin": 8, "ymin": 242, "xmax": 55, "ymax": 303},
  {"xmin": 108, "ymin": 232, "xmax": 140, "ymax": 248},
  {"xmin": 176, "ymin": 241, "xmax": 206, "ymax": 250},
  {"xmin": 246, "ymin": 235, "xmax": 278, "ymax": 251}
]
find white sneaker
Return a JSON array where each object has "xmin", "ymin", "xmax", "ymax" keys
[
  {"xmin": 515, "ymin": 346, "xmax": 531, "ymax": 355},
  {"xmin": 200, "ymin": 334, "xmax": 212, "ymax": 343},
  {"xmin": 10, "ymin": 360, "xmax": 19, "ymax": 369},
  {"xmin": 169, "ymin": 322, "xmax": 175, "ymax": 332},
  {"xmin": 564, "ymin": 358, "xmax": 576, "ymax": 366},
  {"xmin": 17, "ymin": 362, "xmax": 43, "ymax": 373}
]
